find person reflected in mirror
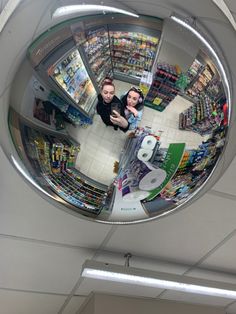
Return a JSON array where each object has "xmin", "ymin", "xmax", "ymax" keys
[
  {"xmin": 121, "ymin": 87, "xmax": 144, "ymax": 130},
  {"xmin": 96, "ymin": 78, "xmax": 129, "ymax": 131}
]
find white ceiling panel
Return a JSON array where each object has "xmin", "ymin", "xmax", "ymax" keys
[
  {"xmin": 0, "ymin": 289, "xmax": 66, "ymax": 314},
  {"xmin": 200, "ymin": 234, "xmax": 236, "ymax": 272},
  {"xmin": 0, "ymin": 238, "xmax": 93, "ymax": 294},
  {"xmin": 226, "ymin": 301, "xmax": 236, "ymax": 314},
  {"xmin": 95, "ymin": 251, "xmax": 189, "ymax": 275},
  {"xmin": 187, "ymin": 268, "xmax": 236, "ymax": 285},
  {"xmin": 225, "ymin": 0, "xmax": 236, "ymax": 12},
  {"xmin": 161, "ymin": 290, "xmax": 233, "ymax": 307},
  {"xmin": 77, "ymin": 277, "xmax": 164, "ymax": 298},
  {"xmin": 63, "ymin": 296, "xmax": 87, "ymax": 314},
  {"xmin": 212, "ymin": 156, "xmax": 236, "ymax": 195},
  {"xmin": 0, "ymin": 147, "xmax": 111, "ymax": 247},
  {"xmin": 105, "ymin": 193, "xmax": 236, "ymax": 264}
]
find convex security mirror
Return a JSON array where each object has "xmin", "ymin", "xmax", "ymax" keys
[{"xmin": 8, "ymin": 13, "xmax": 230, "ymax": 223}]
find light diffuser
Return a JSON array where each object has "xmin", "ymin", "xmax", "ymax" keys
[{"xmin": 82, "ymin": 260, "xmax": 236, "ymax": 299}]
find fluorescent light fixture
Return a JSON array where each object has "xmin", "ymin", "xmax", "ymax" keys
[
  {"xmin": 170, "ymin": 14, "xmax": 231, "ymax": 118},
  {"xmin": 52, "ymin": 4, "xmax": 139, "ymax": 19},
  {"xmin": 82, "ymin": 260, "xmax": 236, "ymax": 299}
]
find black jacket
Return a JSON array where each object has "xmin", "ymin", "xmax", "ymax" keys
[{"xmin": 96, "ymin": 94, "xmax": 129, "ymax": 132}]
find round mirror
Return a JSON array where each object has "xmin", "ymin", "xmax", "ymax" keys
[{"xmin": 6, "ymin": 9, "xmax": 230, "ymax": 223}]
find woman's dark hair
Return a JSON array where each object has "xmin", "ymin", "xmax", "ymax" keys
[
  {"xmin": 101, "ymin": 77, "xmax": 115, "ymax": 90},
  {"xmin": 123, "ymin": 86, "xmax": 144, "ymax": 111}
]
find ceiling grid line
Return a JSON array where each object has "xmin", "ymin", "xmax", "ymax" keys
[
  {"xmin": 225, "ymin": 299, "xmax": 236, "ymax": 312},
  {"xmin": 0, "ymin": 286, "xmax": 69, "ymax": 296},
  {"xmin": 57, "ymin": 225, "xmax": 118, "ymax": 314},
  {"xmin": 154, "ymin": 227, "xmax": 236, "ymax": 301},
  {"xmin": 182, "ymin": 229, "xmax": 236, "ymax": 275},
  {"xmin": 209, "ymin": 189, "xmax": 236, "ymax": 201},
  {"xmin": 0, "ymin": 232, "xmax": 99, "ymax": 251}
]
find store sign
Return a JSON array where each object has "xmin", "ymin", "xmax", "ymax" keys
[
  {"xmin": 29, "ymin": 27, "xmax": 73, "ymax": 67},
  {"xmin": 146, "ymin": 143, "xmax": 186, "ymax": 201},
  {"xmin": 109, "ymin": 188, "xmax": 149, "ymax": 222}
]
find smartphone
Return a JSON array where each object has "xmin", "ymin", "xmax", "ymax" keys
[{"xmin": 111, "ymin": 103, "xmax": 120, "ymax": 117}]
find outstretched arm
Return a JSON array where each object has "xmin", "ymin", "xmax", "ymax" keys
[{"xmin": 110, "ymin": 110, "xmax": 129, "ymax": 129}]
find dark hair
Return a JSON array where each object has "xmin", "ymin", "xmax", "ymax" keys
[
  {"xmin": 124, "ymin": 87, "xmax": 144, "ymax": 111},
  {"xmin": 101, "ymin": 77, "xmax": 115, "ymax": 90}
]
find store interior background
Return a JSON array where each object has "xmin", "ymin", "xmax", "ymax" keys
[{"xmin": 1, "ymin": 0, "xmax": 236, "ymax": 313}]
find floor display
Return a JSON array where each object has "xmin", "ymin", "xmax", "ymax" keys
[{"xmin": 144, "ymin": 63, "xmax": 180, "ymax": 111}]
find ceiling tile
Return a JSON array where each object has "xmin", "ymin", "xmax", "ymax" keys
[
  {"xmin": 212, "ymin": 156, "xmax": 236, "ymax": 195},
  {"xmin": 200, "ymin": 234, "xmax": 236, "ymax": 273},
  {"xmin": 161, "ymin": 290, "xmax": 232, "ymax": 307},
  {"xmin": 77, "ymin": 277, "xmax": 164, "ymax": 298},
  {"xmin": 0, "ymin": 290, "xmax": 66, "ymax": 314},
  {"xmin": 225, "ymin": 0, "xmax": 236, "ymax": 12},
  {"xmin": 226, "ymin": 301, "xmax": 236, "ymax": 314},
  {"xmin": 0, "ymin": 238, "xmax": 93, "ymax": 294},
  {"xmin": 0, "ymin": 147, "xmax": 111, "ymax": 247},
  {"xmin": 63, "ymin": 296, "xmax": 87, "ymax": 314},
  {"xmin": 104, "ymin": 194, "xmax": 236, "ymax": 264},
  {"xmin": 187, "ymin": 268, "xmax": 236, "ymax": 285},
  {"xmin": 95, "ymin": 251, "xmax": 188, "ymax": 274}
]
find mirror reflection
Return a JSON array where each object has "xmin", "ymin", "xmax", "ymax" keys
[{"xmin": 8, "ymin": 14, "xmax": 229, "ymax": 223}]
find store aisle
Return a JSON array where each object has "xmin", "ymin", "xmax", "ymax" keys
[
  {"xmin": 67, "ymin": 82, "xmax": 207, "ymax": 186},
  {"xmin": 140, "ymin": 95, "xmax": 207, "ymax": 149},
  {"xmin": 67, "ymin": 113, "xmax": 127, "ymax": 186}
]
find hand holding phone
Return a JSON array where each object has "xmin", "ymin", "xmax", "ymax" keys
[{"xmin": 111, "ymin": 103, "xmax": 120, "ymax": 117}]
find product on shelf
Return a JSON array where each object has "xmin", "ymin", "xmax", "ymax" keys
[
  {"xmin": 139, "ymin": 71, "xmax": 153, "ymax": 97},
  {"xmin": 110, "ymin": 31, "xmax": 159, "ymax": 80},
  {"xmin": 20, "ymin": 123, "xmax": 108, "ymax": 215},
  {"xmin": 179, "ymin": 94, "xmax": 227, "ymax": 135},
  {"xmin": 48, "ymin": 48, "xmax": 97, "ymax": 113},
  {"xmin": 145, "ymin": 62, "xmax": 180, "ymax": 111},
  {"xmin": 83, "ymin": 27, "xmax": 113, "ymax": 87},
  {"xmin": 48, "ymin": 91, "xmax": 92, "ymax": 126},
  {"xmin": 186, "ymin": 64, "xmax": 214, "ymax": 100}
]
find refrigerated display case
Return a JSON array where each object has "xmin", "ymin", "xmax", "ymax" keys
[
  {"xmin": 109, "ymin": 29, "xmax": 159, "ymax": 84},
  {"xmin": 82, "ymin": 27, "xmax": 113, "ymax": 87},
  {"xmin": 47, "ymin": 48, "xmax": 97, "ymax": 115}
]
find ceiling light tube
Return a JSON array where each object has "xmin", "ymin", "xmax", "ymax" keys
[
  {"xmin": 52, "ymin": 4, "xmax": 139, "ymax": 19},
  {"xmin": 82, "ymin": 260, "xmax": 236, "ymax": 299},
  {"xmin": 170, "ymin": 14, "xmax": 231, "ymax": 118}
]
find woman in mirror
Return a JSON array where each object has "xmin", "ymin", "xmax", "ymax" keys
[
  {"xmin": 96, "ymin": 78, "xmax": 129, "ymax": 131},
  {"xmin": 121, "ymin": 87, "xmax": 144, "ymax": 130}
]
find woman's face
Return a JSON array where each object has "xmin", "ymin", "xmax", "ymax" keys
[
  {"xmin": 101, "ymin": 85, "xmax": 115, "ymax": 104},
  {"xmin": 127, "ymin": 90, "xmax": 140, "ymax": 107}
]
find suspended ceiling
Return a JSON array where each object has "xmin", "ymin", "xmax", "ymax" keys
[{"xmin": 1, "ymin": 0, "xmax": 236, "ymax": 313}]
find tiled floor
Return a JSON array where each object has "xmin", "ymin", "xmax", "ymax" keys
[{"xmin": 67, "ymin": 81, "xmax": 207, "ymax": 186}]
